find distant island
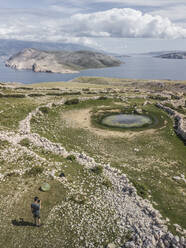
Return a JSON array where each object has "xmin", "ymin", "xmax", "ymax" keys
[
  {"xmin": 5, "ymin": 48, "xmax": 122, "ymax": 73},
  {"xmin": 156, "ymin": 51, "xmax": 186, "ymax": 59}
]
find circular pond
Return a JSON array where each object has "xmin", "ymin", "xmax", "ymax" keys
[{"xmin": 101, "ymin": 114, "xmax": 152, "ymax": 128}]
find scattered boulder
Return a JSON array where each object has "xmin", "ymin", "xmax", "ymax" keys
[{"xmin": 172, "ymin": 176, "xmax": 182, "ymax": 181}]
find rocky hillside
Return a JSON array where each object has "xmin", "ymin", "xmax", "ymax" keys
[
  {"xmin": 5, "ymin": 48, "xmax": 122, "ymax": 73},
  {"xmin": 156, "ymin": 52, "xmax": 186, "ymax": 59}
]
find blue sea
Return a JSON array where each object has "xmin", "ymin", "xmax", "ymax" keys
[{"xmin": 1, "ymin": 55, "xmax": 186, "ymax": 84}]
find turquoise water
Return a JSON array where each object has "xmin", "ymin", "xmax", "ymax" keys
[{"xmin": 102, "ymin": 114, "xmax": 152, "ymax": 128}]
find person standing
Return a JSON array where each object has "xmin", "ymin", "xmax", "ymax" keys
[{"xmin": 31, "ymin": 196, "xmax": 41, "ymax": 227}]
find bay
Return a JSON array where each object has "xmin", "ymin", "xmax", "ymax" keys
[{"xmin": 1, "ymin": 55, "xmax": 186, "ymax": 84}]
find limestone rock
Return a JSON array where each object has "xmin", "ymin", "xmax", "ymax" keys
[{"xmin": 106, "ymin": 243, "xmax": 116, "ymax": 248}]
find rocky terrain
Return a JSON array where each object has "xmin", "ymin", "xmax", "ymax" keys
[
  {"xmin": 0, "ymin": 78, "xmax": 185, "ymax": 248},
  {"xmin": 156, "ymin": 52, "xmax": 186, "ymax": 59},
  {"xmin": 5, "ymin": 48, "xmax": 122, "ymax": 73}
]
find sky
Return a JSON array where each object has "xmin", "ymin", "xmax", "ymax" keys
[{"xmin": 1, "ymin": 0, "xmax": 186, "ymax": 54}]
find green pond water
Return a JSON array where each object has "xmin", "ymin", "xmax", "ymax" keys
[{"xmin": 102, "ymin": 114, "xmax": 152, "ymax": 128}]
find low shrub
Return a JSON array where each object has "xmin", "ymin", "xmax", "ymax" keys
[
  {"xmin": 66, "ymin": 154, "xmax": 76, "ymax": 162},
  {"xmin": 39, "ymin": 106, "xmax": 50, "ymax": 114},
  {"xmin": 132, "ymin": 181, "xmax": 148, "ymax": 198},
  {"xmin": 65, "ymin": 98, "xmax": 79, "ymax": 105},
  {"xmin": 91, "ymin": 165, "xmax": 103, "ymax": 175},
  {"xmin": 19, "ymin": 138, "xmax": 30, "ymax": 147}
]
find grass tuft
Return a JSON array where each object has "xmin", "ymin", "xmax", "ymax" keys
[
  {"xmin": 91, "ymin": 165, "xmax": 103, "ymax": 175},
  {"xmin": 66, "ymin": 154, "xmax": 76, "ymax": 162}
]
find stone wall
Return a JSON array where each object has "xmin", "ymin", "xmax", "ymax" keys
[{"xmin": 156, "ymin": 103, "xmax": 186, "ymax": 141}]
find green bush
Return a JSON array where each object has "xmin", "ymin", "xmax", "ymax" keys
[
  {"xmin": 65, "ymin": 98, "xmax": 79, "ymax": 105},
  {"xmin": 91, "ymin": 165, "xmax": 103, "ymax": 175},
  {"xmin": 66, "ymin": 154, "xmax": 76, "ymax": 161},
  {"xmin": 39, "ymin": 106, "xmax": 50, "ymax": 114},
  {"xmin": 132, "ymin": 181, "xmax": 148, "ymax": 198},
  {"xmin": 19, "ymin": 138, "xmax": 30, "ymax": 147}
]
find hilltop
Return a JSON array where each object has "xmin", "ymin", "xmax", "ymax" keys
[
  {"xmin": 0, "ymin": 77, "xmax": 185, "ymax": 248},
  {"xmin": 5, "ymin": 48, "xmax": 122, "ymax": 73}
]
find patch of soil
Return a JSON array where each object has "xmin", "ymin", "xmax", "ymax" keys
[{"xmin": 61, "ymin": 108, "xmax": 157, "ymax": 139}]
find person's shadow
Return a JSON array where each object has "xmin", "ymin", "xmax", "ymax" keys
[{"xmin": 12, "ymin": 218, "xmax": 35, "ymax": 227}]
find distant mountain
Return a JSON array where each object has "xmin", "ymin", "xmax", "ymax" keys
[
  {"xmin": 6, "ymin": 48, "xmax": 122, "ymax": 74},
  {"xmin": 156, "ymin": 51, "xmax": 186, "ymax": 59},
  {"xmin": 0, "ymin": 39, "xmax": 99, "ymax": 60},
  {"xmin": 140, "ymin": 51, "xmax": 186, "ymax": 58}
]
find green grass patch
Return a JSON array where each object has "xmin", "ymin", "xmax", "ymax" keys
[
  {"xmin": 19, "ymin": 138, "xmax": 31, "ymax": 147},
  {"xmin": 66, "ymin": 154, "xmax": 76, "ymax": 162}
]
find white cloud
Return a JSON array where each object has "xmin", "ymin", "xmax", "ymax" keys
[
  {"xmin": 64, "ymin": 8, "xmax": 186, "ymax": 39},
  {"xmin": 149, "ymin": 5, "xmax": 186, "ymax": 25},
  {"xmin": 0, "ymin": 7, "xmax": 186, "ymax": 45}
]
